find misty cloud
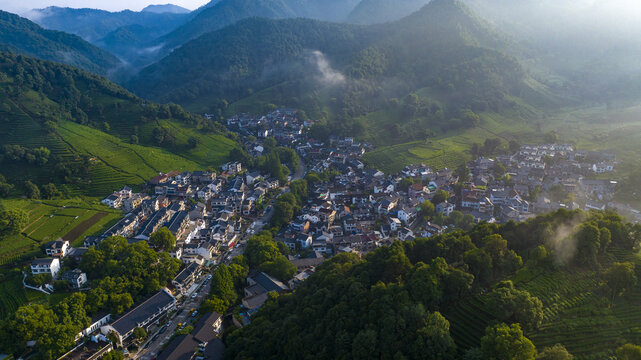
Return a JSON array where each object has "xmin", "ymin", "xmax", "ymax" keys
[
  {"xmin": 544, "ymin": 213, "xmax": 586, "ymax": 265},
  {"xmin": 137, "ymin": 44, "xmax": 164, "ymax": 55},
  {"xmin": 308, "ymin": 50, "xmax": 345, "ymax": 86}
]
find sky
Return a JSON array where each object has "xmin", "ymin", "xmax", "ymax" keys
[{"xmin": 0, "ymin": 0, "xmax": 209, "ymax": 14}]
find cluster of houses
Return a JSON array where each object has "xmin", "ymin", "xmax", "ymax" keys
[
  {"xmin": 466, "ymin": 144, "xmax": 619, "ymax": 218},
  {"xmin": 218, "ymin": 108, "xmax": 314, "ymax": 156}
]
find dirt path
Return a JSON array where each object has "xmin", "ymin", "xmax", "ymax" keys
[{"xmin": 62, "ymin": 212, "xmax": 108, "ymax": 242}]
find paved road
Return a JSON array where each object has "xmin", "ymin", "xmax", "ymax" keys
[{"xmin": 136, "ymin": 277, "xmax": 212, "ymax": 359}]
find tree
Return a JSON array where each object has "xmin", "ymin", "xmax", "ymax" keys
[
  {"xmin": 41, "ymin": 183, "xmax": 60, "ymax": 199},
  {"xmin": 149, "ymin": 227, "xmax": 176, "ymax": 251},
  {"xmin": 272, "ymin": 194, "xmax": 296, "ymax": 227},
  {"xmin": 431, "ymin": 190, "xmax": 449, "ymax": 205},
  {"xmin": 544, "ymin": 131, "xmax": 558, "ymax": 144},
  {"xmin": 245, "ymin": 234, "xmax": 282, "ymax": 268},
  {"xmin": 509, "ymin": 140, "xmax": 521, "ymax": 154},
  {"xmin": 188, "ymin": 136, "xmax": 200, "ymax": 148},
  {"xmin": 575, "ymin": 223, "xmax": 600, "ymax": 267},
  {"xmin": 399, "ymin": 178, "xmax": 415, "ymax": 192},
  {"xmin": 461, "ymin": 109, "xmax": 481, "ymax": 128},
  {"xmin": 419, "ymin": 201, "xmax": 435, "ymax": 220},
  {"xmin": 536, "ymin": 344, "xmax": 573, "ymax": 360},
  {"xmin": 259, "ymin": 256, "xmax": 296, "ymax": 282},
  {"xmin": 604, "ymin": 262, "xmax": 637, "ymax": 302},
  {"xmin": 456, "ymin": 164, "xmax": 471, "ymax": 183},
  {"xmin": 24, "ymin": 180, "xmax": 40, "ymax": 199},
  {"xmin": 487, "ymin": 281, "xmax": 544, "ymax": 330},
  {"xmin": 201, "ymin": 296, "xmax": 229, "ymax": 314},
  {"xmin": 132, "ymin": 327, "xmax": 147, "ymax": 341},
  {"xmin": 481, "ymin": 323, "xmax": 537, "ymax": 360},
  {"xmin": 617, "ymin": 344, "xmax": 641, "ymax": 360},
  {"xmin": 211, "ymin": 264, "xmax": 237, "ymax": 304},
  {"xmin": 0, "ymin": 208, "xmax": 28, "ymax": 236},
  {"xmin": 493, "ymin": 162, "xmax": 507, "ymax": 179},
  {"xmin": 130, "ymin": 135, "xmax": 139, "ymax": 144}
]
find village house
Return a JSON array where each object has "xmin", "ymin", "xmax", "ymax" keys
[
  {"xmin": 31, "ymin": 258, "xmax": 61, "ymax": 277},
  {"xmin": 171, "ymin": 262, "xmax": 201, "ymax": 295},
  {"xmin": 44, "ymin": 239, "xmax": 70, "ymax": 258},
  {"xmin": 62, "ymin": 269, "xmax": 88, "ymax": 289},
  {"xmin": 101, "ymin": 289, "xmax": 176, "ymax": 345}
]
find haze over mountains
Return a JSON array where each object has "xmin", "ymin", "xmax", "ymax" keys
[
  {"xmin": 0, "ymin": 10, "xmax": 121, "ymax": 75},
  {"xmin": 2, "ymin": 0, "xmax": 641, "ymax": 139}
]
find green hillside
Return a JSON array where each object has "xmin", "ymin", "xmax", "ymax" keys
[
  {"xmin": 0, "ymin": 10, "xmax": 121, "ymax": 76},
  {"xmin": 0, "ymin": 51, "xmax": 238, "ymax": 195},
  {"xmin": 130, "ymin": 0, "xmax": 558, "ymax": 153}
]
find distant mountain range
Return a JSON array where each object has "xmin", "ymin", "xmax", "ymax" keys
[
  {"xmin": 28, "ymin": 6, "xmax": 190, "ymax": 66},
  {"xmin": 0, "ymin": 10, "xmax": 121, "ymax": 75},
  {"xmin": 129, "ymin": 0, "xmax": 549, "ymax": 125},
  {"xmin": 141, "ymin": 4, "xmax": 190, "ymax": 14}
]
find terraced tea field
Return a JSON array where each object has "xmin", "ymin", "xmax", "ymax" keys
[{"xmin": 445, "ymin": 248, "xmax": 641, "ymax": 359}]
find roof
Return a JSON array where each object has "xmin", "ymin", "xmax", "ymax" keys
[
  {"xmin": 252, "ymin": 272, "xmax": 288, "ymax": 293},
  {"xmin": 192, "ymin": 312, "xmax": 222, "ymax": 343},
  {"xmin": 61, "ymin": 269, "xmax": 85, "ymax": 280},
  {"xmin": 110, "ymin": 289, "xmax": 175, "ymax": 336},
  {"xmin": 156, "ymin": 334, "xmax": 198, "ymax": 360},
  {"xmin": 166, "ymin": 211, "xmax": 189, "ymax": 235},
  {"xmin": 243, "ymin": 292, "xmax": 269, "ymax": 310},
  {"xmin": 173, "ymin": 263, "xmax": 200, "ymax": 285},
  {"xmin": 32, "ymin": 258, "xmax": 55, "ymax": 266},
  {"xmin": 203, "ymin": 339, "xmax": 225, "ymax": 360}
]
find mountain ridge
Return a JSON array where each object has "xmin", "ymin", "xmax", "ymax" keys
[{"xmin": 0, "ymin": 10, "xmax": 122, "ymax": 76}]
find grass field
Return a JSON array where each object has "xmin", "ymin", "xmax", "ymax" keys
[
  {"xmin": 445, "ymin": 249, "xmax": 641, "ymax": 359},
  {"xmin": 0, "ymin": 198, "xmax": 121, "ymax": 266}
]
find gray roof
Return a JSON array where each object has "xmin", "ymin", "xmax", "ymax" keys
[
  {"xmin": 31, "ymin": 258, "xmax": 55, "ymax": 266},
  {"xmin": 173, "ymin": 263, "xmax": 200, "ymax": 285},
  {"xmin": 192, "ymin": 312, "xmax": 222, "ymax": 343},
  {"xmin": 156, "ymin": 334, "xmax": 198, "ymax": 360},
  {"xmin": 111, "ymin": 289, "xmax": 175, "ymax": 336},
  {"xmin": 252, "ymin": 272, "xmax": 288, "ymax": 293}
]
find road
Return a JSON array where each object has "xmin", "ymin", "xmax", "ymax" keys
[{"xmin": 136, "ymin": 276, "xmax": 212, "ymax": 360}]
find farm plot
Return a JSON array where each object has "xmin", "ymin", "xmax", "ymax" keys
[{"xmin": 0, "ymin": 198, "xmax": 120, "ymax": 264}]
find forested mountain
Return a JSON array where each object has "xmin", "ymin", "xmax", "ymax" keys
[
  {"xmin": 141, "ymin": 4, "xmax": 191, "ymax": 14},
  {"xmin": 0, "ymin": 51, "xmax": 237, "ymax": 195},
  {"xmin": 28, "ymin": 6, "xmax": 190, "ymax": 65},
  {"xmin": 0, "ymin": 11, "xmax": 121, "ymax": 76},
  {"xmin": 151, "ymin": 0, "xmax": 361, "ymax": 58},
  {"xmin": 346, "ymin": 0, "xmax": 430, "ymax": 24},
  {"xmin": 130, "ymin": 0, "xmax": 548, "ymax": 136}
]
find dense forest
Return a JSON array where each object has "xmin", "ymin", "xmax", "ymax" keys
[
  {"xmin": 0, "ymin": 11, "xmax": 121, "ymax": 75},
  {"xmin": 224, "ymin": 209, "xmax": 641, "ymax": 359}
]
